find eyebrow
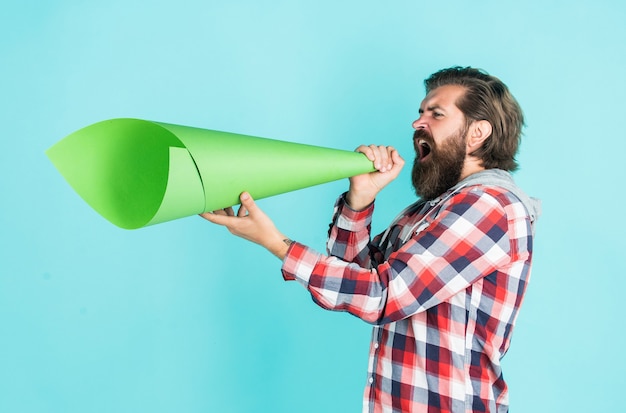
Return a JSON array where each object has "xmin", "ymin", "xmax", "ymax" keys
[{"xmin": 418, "ymin": 105, "xmax": 444, "ymax": 114}]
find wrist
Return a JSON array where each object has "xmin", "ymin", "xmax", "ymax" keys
[
  {"xmin": 345, "ymin": 191, "xmax": 375, "ymax": 211},
  {"xmin": 267, "ymin": 235, "xmax": 293, "ymax": 260}
]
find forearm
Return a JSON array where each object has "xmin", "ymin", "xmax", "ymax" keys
[
  {"xmin": 282, "ymin": 241, "xmax": 387, "ymax": 324},
  {"xmin": 326, "ymin": 194, "xmax": 375, "ymax": 266},
  {"xmin": 267, "ymin": 236, "xmax": 293, "ymax": 260}
]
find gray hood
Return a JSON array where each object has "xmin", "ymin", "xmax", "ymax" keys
[{"xmin": 452, "ymin": 169, "xmax": 541, "ymax": 231}]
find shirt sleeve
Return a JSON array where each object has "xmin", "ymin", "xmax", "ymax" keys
[
  {"xmin": 326, "ymin": 194, "xmax": 375, "ymax": 266},
  {"xmin": 282, "ymin": 194, "xmax": 374, "ymax": 281},
  {"xmin": 281, "ymin": 188, "xmax": 514, "ymax": 325}
]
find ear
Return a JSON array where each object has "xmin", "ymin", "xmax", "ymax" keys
[{"xmin": 467, "ymin": 120, "xmax": 492, "ymax": 151}]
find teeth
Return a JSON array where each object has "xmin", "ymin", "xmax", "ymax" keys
[{"xmin": 417, "ymin": 139, "xmax": 431, "ymax": 158}]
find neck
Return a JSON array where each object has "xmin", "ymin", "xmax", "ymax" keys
[{"xmin": 460, "ymin": 158, "xmax": 485, "ymax": 181}]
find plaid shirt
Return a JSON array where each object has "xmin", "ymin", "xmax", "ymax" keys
[{"xmin": 281, "ymin": 184, "xmax": 534, "ymax": 413}]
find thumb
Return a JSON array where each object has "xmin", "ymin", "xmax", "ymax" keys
[
  {"xmin": 239, "ymin": 192, "xmax": 258, "ymax": 215},
  {"xmin": 391, "ymin": 149, "xmax": 405, "ymax": 170}
]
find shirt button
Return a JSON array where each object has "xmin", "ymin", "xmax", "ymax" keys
[
  {"xmin": 374, "ymin": 342, "xmax": 379, "ymax": 349},
  {"xmin": 369, "ymin": 377, "xmax": 374, "ymax": 384}
]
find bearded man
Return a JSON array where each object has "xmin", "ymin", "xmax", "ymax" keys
[{"xmin": 201, "ymin": 66, "xmax": 541, "ymax": 413}]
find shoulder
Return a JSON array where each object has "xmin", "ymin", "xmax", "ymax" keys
[
  {"xmin": 414, "ymin": 186, "xmax": 512, "ymax": 253},
  {"xmin": 450, "ymin": 185, "xmax": 525, "ymax": 213},
  {"xmin": 441, "ymin": 185, "xmax": 532, "ymax": 242},
  {"xmin": 431, "ymin": 185, "xmax": 525, "ymax": 232},
  {"xmin": 440, "ymin": 185, "xmax": 508, "ymax": 217}
]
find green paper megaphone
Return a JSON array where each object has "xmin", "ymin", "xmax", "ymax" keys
[{"xmin": 46, "ymin": 118, "xmax": 375, "ymax": 229}]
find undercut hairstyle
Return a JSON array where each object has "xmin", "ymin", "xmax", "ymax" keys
[{"xmin": 425, "ymin": 66, "xmax": 524, "ymax": 171}]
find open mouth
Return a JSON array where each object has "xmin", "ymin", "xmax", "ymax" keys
[{"xmin": 417, "ymin": 139, "xmax": 432, "ymax": 161}]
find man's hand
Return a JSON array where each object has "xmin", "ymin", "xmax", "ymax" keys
[
  {"xmin": 346, "ymin": 145, "xmax": 405, "ymax": 210},
  {"xmin": 199, "ymin": 192, "xmax": 290, "ymax": 260}
]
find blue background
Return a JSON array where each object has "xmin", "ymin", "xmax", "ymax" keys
[{"xmin": 1, "ymin": 1, "xmax": 625, "ymax": 412}]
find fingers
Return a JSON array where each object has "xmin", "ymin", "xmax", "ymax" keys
[
  {"xmin": 356, "ymin": 145, "xmax": 398, "ymax": 173},
  {"xmin": 237, "ymin": 205, "xmax": 248, "ymax": 217},
  {"xmin": 199, "ymin": 204, "xmax": 234, "ymax": 224},
  {"xmin": 210, "ymin": 206, "xmax": 234, "ymax": 217},
  {"xmin": 199, "ymin": 211, "xmax": 230, "ymax": 225},
  {"xmin": 199, "ymin": 192, "xmax": 256, "ymax": 225}
]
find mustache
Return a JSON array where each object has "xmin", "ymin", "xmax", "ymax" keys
[{"xmin": 413, "ymin": 128, "xmax": 433, "ymax": 142}]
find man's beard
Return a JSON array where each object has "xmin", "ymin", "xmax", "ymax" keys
[{"xmin": 411, "ymin": 127, "xmax": 467, "ymax": 201}]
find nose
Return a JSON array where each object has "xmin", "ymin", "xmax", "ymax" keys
[{"xmin": 412, "ymin": 117, "xmax": 427, "ymax": 130}]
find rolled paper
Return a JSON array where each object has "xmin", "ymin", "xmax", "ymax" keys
[{"xmin": 46, "ymin": 118, "xmax": 375, "ymax": 229}]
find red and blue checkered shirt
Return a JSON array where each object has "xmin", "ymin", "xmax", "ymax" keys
[{"xmin": 281, "ymin": 183, "xmax": 535, "ymax": 413}]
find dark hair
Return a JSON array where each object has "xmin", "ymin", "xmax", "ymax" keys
[{"xmin": 425, "ymin": 66, "xmax": 524, "ymax": 171}]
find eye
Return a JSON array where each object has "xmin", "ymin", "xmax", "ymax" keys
[{"xmin": 433, "ymin": 111, "xmax": 444, "ymax": 118}]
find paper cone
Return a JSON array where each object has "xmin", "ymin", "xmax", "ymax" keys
[{"xmin": 46, "ymin": 118, "xmax": 375, "ymax": 229}]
